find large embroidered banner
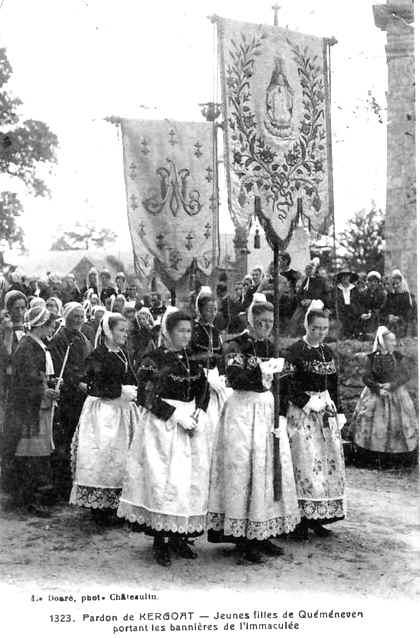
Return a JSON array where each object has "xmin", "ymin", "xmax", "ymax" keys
[
  {"xmin": 217, "ymin": 17, "xmax": 333, "ymax": 244},
  {"xmin": 121, "ymin": 119, "xmax": 218, "ymax": 283}
]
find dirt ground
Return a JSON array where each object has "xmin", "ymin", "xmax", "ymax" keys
[{"xmin": 0, "ymin": 466, "xmax": 419, "ymax": 598}]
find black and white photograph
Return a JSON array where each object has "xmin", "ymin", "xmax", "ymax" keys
[{"xmin": 0, "ymin": 1, "xmax": 418, "ymax": 636}]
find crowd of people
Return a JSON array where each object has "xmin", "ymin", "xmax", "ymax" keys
[
  {"xmin": 0, "ymin": 259, "xmax": 417, "ymax": 568},
  {"xmin": 214, "ymin": 256, "xmax": 417, "ymax": 340}
]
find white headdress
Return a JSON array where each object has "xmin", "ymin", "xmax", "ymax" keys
[
  {"xmin": 311, "ymin": 256, "xmax": 320, "ymax": 269},
  {"xmin": 47, "ymin": 296, "xmax": 63, "ymax": 317},
  {"xmin": 247, "ymin": 292, "xmax": 267, "ymax": 328},
  {"xmin": 63, "ymin": 302, "xmax": 83, "ymax": 324},
  {"xmin": 24, "ymin": 306, "xmax": 51, "ymax": 330},
  {"xmin": 29, "ymin": 297, "xmax": 46, "ymax": 309},
  {"xmin": 158, "ymin": 306, "xmax": 179, "ymax": 347},
  {"xmin": 304, "ymin": 299, "xmax": 324, "ymax": 332},
  {"xmin": 135, "ymin": 306, "xmax": 154, "ymax": 328},
  {"xmin": 195, "ymin": 285, "xmax": 213, "ymax": 315},
  {"xmin": 94, "ymin": 311, "xmax": 124, "ymax": 349},
  {"xmin": 91, "ymin": 304, "xmax": 105, "ymax": 320},
  {"xmin": 367, "ymin": 270, "xmax": 381, "ymax": 281},
  {"xmin": 391, "ymin": 269, "xmax": 412, "ymax": 305},
  {"xmin": 372, "ymin": 325, "xmax": 393, "ymax": 352},
  {"xmin": 82, "ymin": 298, "xmax": 92, "ymax": 320}
]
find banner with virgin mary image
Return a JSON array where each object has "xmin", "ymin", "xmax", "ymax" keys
[{"xmin": 217, "ymin": 17, "xmax": 333, "ymax": 244}]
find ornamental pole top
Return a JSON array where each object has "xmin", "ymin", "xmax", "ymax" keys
[{"xmin": 272, "ymin": 4, "xmax": 281, "ymax": 26}]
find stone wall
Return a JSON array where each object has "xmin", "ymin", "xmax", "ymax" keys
[{"xmin": 374, "ymin": 1, "xmax": 416, "ymax": 294}]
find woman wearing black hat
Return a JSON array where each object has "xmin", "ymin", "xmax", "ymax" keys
[{"xmin": 334, "ymin": 271, "xmax": 360, "ymax": 339}]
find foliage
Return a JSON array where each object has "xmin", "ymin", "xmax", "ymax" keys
[
  {"xmin": 51, "ymin": 222, "xmax": 117, "ymax": 251},
  {"xmin": 0, "ymin": 193, "xmax": 25, "ymax": 250},
  {"xmin": 0, "ymin": 47, "xmax": 58, "ymax": 249},
  {"xmin": 337, "ymin": 207, "xmax": 385, "ymax": 273}
]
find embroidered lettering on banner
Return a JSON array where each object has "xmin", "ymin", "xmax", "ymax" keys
[{"xmin": 121, "ymin": 119, "xmax": 218, "ymax": 282}]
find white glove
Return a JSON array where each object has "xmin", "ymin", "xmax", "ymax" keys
[
  {"xmin": 336, "ymin": 413, "xmax": 347, "ymax": 430},
  {"xmin": 121, "ymin": 385, "xmax": 137, "ymax": 401},
  {"xmin": 303, "ymin": 395, "xmax": 325, "ymax": 414},
  {"xmin": 258, "ymin": 358, "xmax": 285, "ymax": 376},
  {"xmin": 172, "ymin": 407, "xmax": 197, "ymax": 432},
  {"xmin": 272, "ymin": 415, "xmax": 288, "ymax": 438}
]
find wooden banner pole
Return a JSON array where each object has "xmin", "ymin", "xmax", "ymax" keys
[{"xmin": 272, "ymin": 241, "xmax": 282, "ymax": 501}]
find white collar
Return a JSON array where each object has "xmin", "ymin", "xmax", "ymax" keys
[{"xmin": 303, "ymin": 335, "xmax": 321, "ymax": 349}]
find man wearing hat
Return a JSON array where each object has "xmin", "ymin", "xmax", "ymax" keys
[
  {"xmin": 334, "ymin": 270, "xmax": 360, "ymax": 338},
  {"xmin": 99, "ymin": 269, "xmax": 117, "ymax": 305},
  {"xmin": 355, "ymin": 271, "xmax": 387, "ymax": 338}
]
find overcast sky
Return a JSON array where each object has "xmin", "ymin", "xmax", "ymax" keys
[{"xmin": 0, "ymin": 0, "xmax": 387, "ymax": 254}]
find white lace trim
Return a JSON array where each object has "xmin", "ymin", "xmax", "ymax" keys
[
  {"xmin": 117, "ymin": 501, "xmax": 206, "ymax": 534},
  {"xmin": 70, "ymin": 485, "xmax": 121, "ymax": 510},
  {"xmin": 298, "ymin": 498, "xmax": 345, "ymax": 520},
  {"xmin": 206, "ymin": 512, "xmax": 301, "ymax": 540}
]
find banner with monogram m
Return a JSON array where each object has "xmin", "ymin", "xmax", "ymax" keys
[
  {"xmin": 217, "ymin": 17, "xmax": 333, "ymax": 245},
  {"xmin": 121, "ymin": 119, "xmax": 218, "ymax": 285}
]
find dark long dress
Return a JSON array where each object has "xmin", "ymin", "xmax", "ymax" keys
[
  {"xmin": 280, "ymin": 339, "xmax": 346, "ymax": 524},
  {"xmin": 49, "ymin": 326, "xmax": 92, "ymax": 498},
  {"xmin": 190, "ymin": 320, "xmax": 224, "ymax": 372},
  {"xmin": 117, "ymin": 346, "xmax": 210, "ymax": 536},
  {"xmin": 351, "ymin": 351, "xmax": 418, "ymax": 467},
  {"xmin": 354, "ymin": 287, "xmax": 387, "ymax": 336},
  {"xmin": 4, "ymin": 336, "xmax": 55, "ymax": 505},
  {"xmin": 334, "ymin": 285, "xmax": 361, "ymax": 338},
  {"xmin": 127, "ymin": 320, "xmax": 156, "ymax": 373},
  {"xmin": 381, "ymin": 292, "xmax": 412, "ymax": 338},
  {"xmin": 0, "ymin": 326, "xmax": 26, "ymax": 493}
]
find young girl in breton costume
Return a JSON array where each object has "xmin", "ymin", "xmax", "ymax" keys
[
  {"xmin": 351, "ymin": 326, "xmax": 418, "ymax": 467},
  {"xmin": 281, "ymin": 300, "xmax": 346, "ymax": 539},
  {"xmin": 117, "ymin": 308, "xmax": 210, "ymax": 567},
  {"xmin": 190, "ymin": 287, "xmax": 231, "ymax": 452},
  {"xmin": 70, "ymin": 312, "xmax": 138, "ymax": 524},
  {"xmin": 207, "ymin": 294, "xmax": 299, "ymax": 564}
]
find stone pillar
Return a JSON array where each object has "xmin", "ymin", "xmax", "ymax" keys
[{"xmin": 373, "ymin": 1, "xmax": 416, "ymax": 294}]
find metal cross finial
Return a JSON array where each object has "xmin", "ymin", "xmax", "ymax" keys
[{"xmin": 272, "ymin": 3, "xmax": 281, "ymax": 26}]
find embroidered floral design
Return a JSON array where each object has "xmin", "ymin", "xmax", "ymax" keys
[
  {"xmin": 298, "ymin": 499, "xmax": 344, "ymax": 520},
  {"xmin": 226, "ymin": 353, "xmax": 245, "ymax": 367},
  {"xmin": 71, "ymin": 485, "xmax": 121, "ymax": 509},
  {"xmin": 302, "ymin": 359, "xmax": 336, "ymax": 375},
  {"xmin": 117, "ymin": 502, "xmax": 206, "ymax": 534},
  {"xmin": 207, "ymin": 512, "xmax": 300, "ymax": 540},
  {"xmin": 225, "ymin": 29, "xmax": 327, "ymax": 239}
]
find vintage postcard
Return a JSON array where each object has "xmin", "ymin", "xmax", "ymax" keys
[{"xmin": 0, "ymin": 1, "xmax": 418, "ymax": 636}]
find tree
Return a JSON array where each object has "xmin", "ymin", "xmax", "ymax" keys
[
  {"xmin": 51, "ymin": 222, "xmax": 117, "ymax": 250},
  {"xmin": 0, "ymin": 47, "xmax": 58, "ymax": 249},
  {"xmin": 338, "ymin": 206, "xmax": 385, "ymax": 273}
]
